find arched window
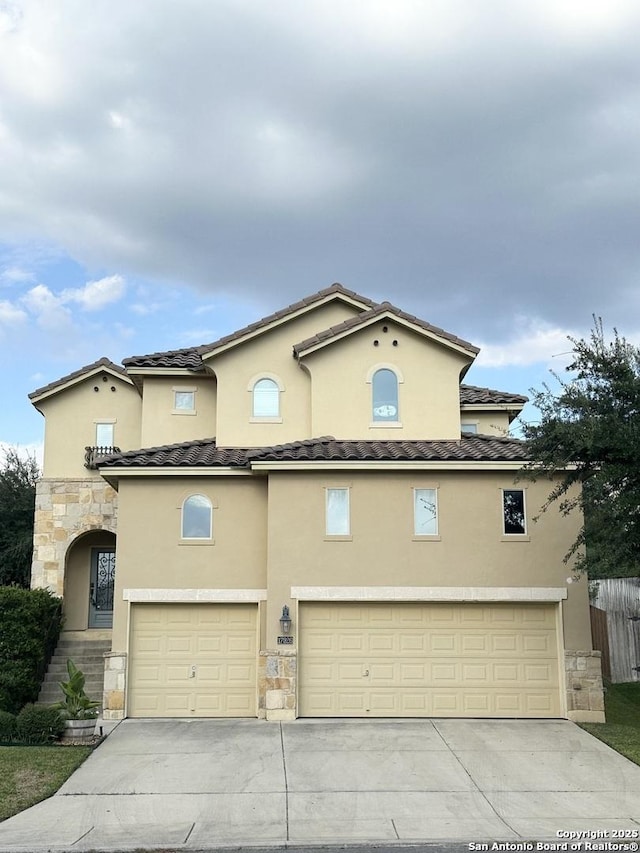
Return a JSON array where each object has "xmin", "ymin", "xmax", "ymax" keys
[
  {"xmin": 372, "ymin": 369, "xmax": 399, "ymax": 422},
  {"xmin": 181, "ymin": 495, "xmax": 212, "ymax": 539},
  {"xmin": 253, "ymin": 378, "xmax": 280, "ymax": 417}
]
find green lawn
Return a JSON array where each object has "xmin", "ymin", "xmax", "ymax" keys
[
  {"xmin": 581, "ymin": 680, "xmax": 640, "ymax": 765},
  {"xmin": 0, "ymin": 745, "xmax": 91, "ymax": 821}
]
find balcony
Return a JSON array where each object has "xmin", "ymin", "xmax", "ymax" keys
[{"xmin": 84, "ymin": 446, "xmax": 121, "ymax": 470}]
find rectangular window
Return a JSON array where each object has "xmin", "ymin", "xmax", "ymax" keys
[
  {"xmin": 461, "ymin": 422, "xmax": 478, "ymax": 434},
  {"xmin": 174, "ymin": 390, "xmax": 195, "ymax": 411},
  {"xmin": 326, "ymin": 488, "xmax": 350, "ymax": 536},
  {"xmin": 503, "ymin": 489, "xmax": 526, "ymax": 535},
  {"xmin": 95, "ymin": 422, "xmax": 114, "ymax": 447},
  {"xmin": 414, "ymin": 488, "xmax": 438, "ymax": 536}
]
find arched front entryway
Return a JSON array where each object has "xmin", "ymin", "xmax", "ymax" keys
[{"xmin": 63, "ymin": 530, "xmax": 116, "ymax": 630}]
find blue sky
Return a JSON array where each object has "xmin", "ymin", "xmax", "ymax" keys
[{"xmin": 2, "ymin": 0, "xmax": 639, "ymax": 458}]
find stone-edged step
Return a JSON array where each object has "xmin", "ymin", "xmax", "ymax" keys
[{"xmin": 38, "ymin": 635, "xmax": 112, "ymax": 709}]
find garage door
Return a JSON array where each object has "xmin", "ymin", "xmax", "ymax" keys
[
  {"xmin": 128, "ymin": 603, "xmax": 257, "ymax": 718},
  {"xmin": 299, "ymin": 602, "xmax": 561, "ymax": 718}
]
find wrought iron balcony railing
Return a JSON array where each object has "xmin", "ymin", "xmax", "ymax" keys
[{"xmin": 84, "ymin": 446, "xmax": 121, "ymax": 470}]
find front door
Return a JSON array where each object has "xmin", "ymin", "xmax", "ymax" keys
[{"xmin": 89, "ymin": 548, "xmax": 115, "ymax": 628}]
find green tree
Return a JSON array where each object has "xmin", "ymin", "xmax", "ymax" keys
[
  {"xmin": 521, "ymin": 319, "xmax": 640, "ymax": 579},
  {"xmin": 0, "ymin": 448, "xmax": 39, "ymax": 587}
]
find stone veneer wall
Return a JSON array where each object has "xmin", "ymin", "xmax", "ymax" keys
[
  {"xmin": 565, "ymin": 650, "xmax": 605, "ymax": 723},
  {"xmin": 103, "ymin": 652, "xmax": 127, "ymax": 720},
  {"xmin": 31, "ymin": 478, "xmax": 118, "ymax": 595},
  {"xmin": 258, "ymin": 650, "xmax": 297, "ymax": 721}
]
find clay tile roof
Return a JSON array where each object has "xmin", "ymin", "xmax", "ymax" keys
[
  {"xmin": 99, "ymin": 437, "xmax": 251, "ymax": 468},
  {"xmin": 250, "ymin": 434, "xmax": 527, "ymax": 463},
  {"xmin": 292, "ymin": 302, "xmax": 479, "ymax": 357},
  {"xmin": 459, "ymin": 384, "xmax": 528, "ymax": 405},
  {"xmin": 99, "ymin": 433, "xmax": 528, "ymax": 470},
  {"xmin": 29, "ymin": 357, "xmax": 129, "ymax": 400},
  {"xmin": 123, "ymin": 283, "xmax": 377, "ymax": 369}
]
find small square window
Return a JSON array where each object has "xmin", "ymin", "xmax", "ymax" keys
[
  {"xmin": 95, "ymin": 423, "xmax": 114, "ymax": 447},
  {"xmin": 461, "ymin": 422, "xmax": 478, "ymax": 434},
  {"xmin": 174, "ymin": 391, "xmax": 195, "ymax": 411},
  {"xmin": 503, "ymin": 489, "xmax": 526, "ymax": 535},
  {"xmin": 326, "ymin": 488, "xmax": 350, "ymax": 536},
  {"xmin": 414, "ymin": 488, "xmax": 438, "ymax": 536}
]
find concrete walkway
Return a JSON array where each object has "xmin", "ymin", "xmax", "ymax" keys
[{"xmin": 1, "ymin": 718, "xmax": 640, "ymax": 851}]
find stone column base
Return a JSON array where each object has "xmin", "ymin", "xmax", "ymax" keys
[
  {"xmin": 103, "ymin": 651, "xmax": 127, "ymax": 721},
  {"xmin": 258, "ymin": 650, "xmax": 297, "ymax": 721},
  {"xmin": 565, "ymin": 650, "xmax": 605, "ymax": 723}
]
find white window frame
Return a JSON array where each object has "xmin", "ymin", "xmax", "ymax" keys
[
  {"xmin": 248, "ymin": 374, "xmax": 284, "ymax": 423},
  {"xmin": 95, "ymin": 421, "xmax": 115, "ymax": 448},
  {"xmin": 413, "ymin": 487, "xmax": 439, "ymax": 539},
  {"xmin": 172, "ymin": 386, "xmax": 196, "ymax": 415},
  {"xmin": 181, "ymin": 494, "xmax": 213, "ymax": 541},
  {"xmin": 502, "ymin": 488, "xmax": 527, "ymax": 537},
  {"xmin": 325, "ymin": 487, "xmax": 351, "ymax": 539},
  {"xmin": 461, "ymin": 421, "xmax": 478, "ymax": 434}
]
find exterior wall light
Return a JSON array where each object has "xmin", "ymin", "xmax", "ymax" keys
[{"xmin": 279, "ymin": 605, "xmax": 292, "ymax": 635}]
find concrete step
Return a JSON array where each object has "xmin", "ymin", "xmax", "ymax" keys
[
  {"xmin": 46, "ymin": 661, "xmax": 106, "ymax": 674},
  {"xmin": 37, "ymin": 633, "xmax": 111, "ymax": 710}
]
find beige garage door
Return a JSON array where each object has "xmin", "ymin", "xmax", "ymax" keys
[
  {"xmin": 128, "ymin": 603, "xmax": 257, "ymax": 718},
  {"xmin": 299, "ymin": 602, "xmax": 561, "ymax": 718}
]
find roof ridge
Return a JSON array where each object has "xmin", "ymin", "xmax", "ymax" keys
[
  {"xmin": 29, "ymin": 357, "xmax": 127, "ymax": 400},
  {"xmin": 123, "ymin": 283, "xmax": 378, "ymax": 368},
  {"xmin": 293, "ymin": 301, "xmax": 479, "ymax": 357}
]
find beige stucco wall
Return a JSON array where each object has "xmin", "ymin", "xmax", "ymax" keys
[
  {"xmin": 110, "ymin": 476, "xmax": 268, "ymax": 649},
  {"xmin": 37, "ymin": 375, "xmax": 142, "ymax": 478},
  {"xmin": 139, "ymin": 376, "xmax": 217, "ymax": 447},
  {"xmin": 300, "ymin": 321, "xmax": 472, "ymax": 440},
  {"xmin": 460, "ymin": 411, "xmax": 512, "ymax": 436},
  {"xmin": 264, "ymin": 470, "xmax": 591, "ymax": 650},
  {"xmin": 209, "ymin": 301, "xmax": 362, "ymax": 446}
]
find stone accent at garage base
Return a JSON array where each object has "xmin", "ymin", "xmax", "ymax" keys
[
  {"xmin": 103, "ymin": 652, "xmax": 127, "ymax": 720},
  {"xmin": 30, "ymin": 477, "xmax": 118, "ymax": 594},
  {"xmin": 258, "ymin": 650, "xmax": 296, "ymax": 721},
  {"xmin": 565, "ymin": 650, "xmax": 605, "ymax": 723}
]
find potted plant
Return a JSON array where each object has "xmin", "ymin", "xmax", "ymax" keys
[{"xmin": 52, "ymin": 659, "xmax": 100, "ymax": 740}]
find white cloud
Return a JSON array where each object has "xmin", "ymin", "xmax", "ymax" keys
[
  {"xmin": 61, "ymin": 274, "xmax": 126, "ymax": 311},
  {"xmin": 0, "ymin": 299, "xmax": 27, "ymax": 326},
  {"xmin": 475, "ymin": 319, "xmax": 578, "ymax": 368},
  {"xmin": 0, "ymin": 265, "xmax": 34, "ymax": 285},
  {"xmin": 0, "ymin": 440, "xmax": 43, "ymax": 469}
]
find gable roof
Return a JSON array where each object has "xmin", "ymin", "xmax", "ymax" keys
[
  {"xmin": 29, "ymin": 357, "xmax": 132, "ymax": 404},
  {"xmin": 123, "ymin": 283, "xmax": 377, "ymax": 370},
  {"xmin": 292, "ymin": 302, "xmax": 479, "ymax": 359},
  {"xmin": 98, "ymin": 433, "xmax": 528, "ymax": 473}
]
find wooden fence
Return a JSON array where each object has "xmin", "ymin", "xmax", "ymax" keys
[{"xmin": 591, "ymin": 578, "xmax": 640, "ymax": 683}]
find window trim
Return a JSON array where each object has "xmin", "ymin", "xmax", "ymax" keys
[
  {"xmin": 180, "ymin": 493, "xmax": 214, "ymax": 543},
  {"xmin": 412, "ymin": 485, "xmax": 441, "ymax": 541},
  {"xmin": 248, "ymin": 373, "xmax": 284, "ymax": 421},
  {"xmin": 172, "ymin": 386, "xmax": 197, "ymax": 416},
  {"xmin": 95, "ymin": 421, "xmax": 115, "ymax": 447},
  {"xmin": 324, "ymin": 486, "xmax": 352, "ymax": 540},
  {"xmin": 501, "ymin": 487, "xmax": 529, "ymax": 539},
  {"xmin": 369, "ymin": 366, "xmax": 402, "ymax": 425}
]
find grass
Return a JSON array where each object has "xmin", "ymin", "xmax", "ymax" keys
[
  {"xmin": 581, "ymin": 680, "xmax": 640, "ymax": 765},
  {"xmin": 0, "ymin": 745, "xmax": 91, "ymax": 821}
]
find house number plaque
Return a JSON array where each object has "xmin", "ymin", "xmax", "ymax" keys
[{"xmin": 277, "ymin": 635, "xmax": 294, "ymax": 645}]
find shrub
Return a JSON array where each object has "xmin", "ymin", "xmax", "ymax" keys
[
  {"xmin": 0, "ymin": 710, "xmax": 17, "ymax": 742},
  {"xmin": 52, "ymin": 659, "xmax": 100, "ymax": 719},
  {"xmin": 0, "ymin": 587, "xmax": 62, "ymax": 714},
  {"xmin": 16, "ymin": 703, "xmax": 65, "ymax": 744}
]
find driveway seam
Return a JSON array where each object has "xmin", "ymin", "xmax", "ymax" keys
[
  {"xmin": 279, "ymin": 721, "xmax": 290, "ymax": 842},
  {"xmin": 431, "ymin": 719, "xmax": 519, "ymax": 839}
]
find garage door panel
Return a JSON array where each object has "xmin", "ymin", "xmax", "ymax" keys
[
  {"xmin": 129, "ymin": 604, "xmax": 257, "ymax": 718},
  {"xmin": 299, "ymin": 603, "xmax": 561, "ymax": 719}
]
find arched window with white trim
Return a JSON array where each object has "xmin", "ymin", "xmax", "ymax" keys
[
  {"xmin": 372, "ymin": 368, "xmax": 399, "ymax": 422},
  {"xmin": 181, "ymin": 494, "xmax": 213, "ymax": 539},
  {"xmin": 252, "ymin": 378, "xmax": 280, "ymax": 417}
]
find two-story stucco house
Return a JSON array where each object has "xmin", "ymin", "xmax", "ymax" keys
[{"xmin": 29, "ymin": 283, "xmax": 605, "ymax": 722}]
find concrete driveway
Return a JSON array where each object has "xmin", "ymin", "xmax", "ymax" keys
[{"xmin": 1, "ymin": 718, "xmax": 640, "ymax": 851}]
